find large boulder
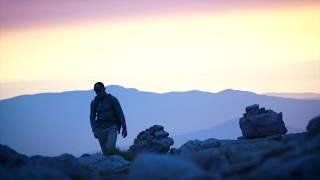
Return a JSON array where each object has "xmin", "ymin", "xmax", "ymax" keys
[
  {"xmin": 306, "ymin": 115, "xmax": 320, "ymax": 134},
  {"xmin": 246, "ymin": 132, "xmax": 320, "ymax": 180},
  {"xmin": 0, "ymin": 144, "xmax": 28, "ymax": 168},
  {"xmin": 0, "ymin": 144, "xmax": 90, "ymax": 180},
  {"xmin": 127, "ymin": 153, "xmax": 218, "ymax": 180},
  {"xmin": 78, "ymin": 153, "xmax": 130, "ymax": 175},
  {"xmin": 128, "ymin": 125, "xmax": 174, "ymax": 156},
  {"xmin": 183, "ymin": 149, "xmax": 229, "ymax": 174},
  {"xmin": 239, "ymin": 104, "xmax": 287, "ymax": 138}
]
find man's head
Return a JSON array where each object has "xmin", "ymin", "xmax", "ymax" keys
[{"xmin": 94, "ymin": 82, "xmax": 106, "ymax": 96}]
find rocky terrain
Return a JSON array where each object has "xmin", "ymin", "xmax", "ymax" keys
[{"xmin": 1, "ymin": 105, "xmax": 319, "ymax": 180}]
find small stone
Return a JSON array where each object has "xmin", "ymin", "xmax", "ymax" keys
[
  {"xmin": 80, "ymin": 153, "xmax": 91, "ymax": 158},
  {"xmin": 149, "ymin": 125, "xmax": 164, "ymax": 132},
  {"xmin": 245, "ymin": 104, "xmax": 259, "ymax": 113},
  {"xmin": 154, "ymin": 130, "xmax": 169, "ymax": 138}
]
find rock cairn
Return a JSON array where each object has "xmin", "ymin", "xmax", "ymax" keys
[
  {"xmin": 239, "ymin": 104, "xmax": 287, "ymax": 138},
  {"xmin": 128, "ymin": 125, "xmax": 174, "ymax": 156}
]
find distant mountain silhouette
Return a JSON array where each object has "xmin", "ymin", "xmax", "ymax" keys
[
  {"xmin": 263, "ymin": 92, "xmax": 320, "ymax": 100},
  {"xmin": 0, "ymin": 85, "xmax": 319, "ymax": 156}
]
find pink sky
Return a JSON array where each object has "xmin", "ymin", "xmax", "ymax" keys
[
  {"xmin": 0, "ymin": 0, "xmax": 319, "ymax": 99},
  {"xmin": 1, "ymin": 0, "xmax": 319, "ymax": 29}
]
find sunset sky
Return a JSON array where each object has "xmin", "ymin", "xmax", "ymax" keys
[{"xmin": 0, "ymin": 0, "xmax": 319, "ymax": 99}]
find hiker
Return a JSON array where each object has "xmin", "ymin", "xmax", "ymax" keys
[{"xmin": 90, "ymin": 82, "xmax": 127, "ymax": 155}]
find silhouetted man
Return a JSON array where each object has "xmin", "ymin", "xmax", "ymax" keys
[{"xmin": 90, "ymin": 82, "xmax": 127, "ymax": 155}]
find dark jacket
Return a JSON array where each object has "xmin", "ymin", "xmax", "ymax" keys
[{"xmin": 90, "ymin": 93, "xmax": 127, "ymax": 131}]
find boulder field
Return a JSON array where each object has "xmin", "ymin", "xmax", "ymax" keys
[{"xmin": 1, "ymin": 105, "xmax": 319, "ymax": 179}]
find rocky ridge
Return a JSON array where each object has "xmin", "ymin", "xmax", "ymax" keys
[{"xmin": 1, "ymin": 105, "xmax": 319, "ymax": 179}]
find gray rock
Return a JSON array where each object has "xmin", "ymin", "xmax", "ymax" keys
[
  {"xmin": 0, "ymin": 145, "xmax": 90, "ymax": 180},
  {"xmin": 127, "ymin": 153, "xmax": 219, "ymax": 180},
  {"xmin": 0, "ymin": 144, "xmax": 28, "ymax": 168},
  {"xmin": 237, "ymin": 136, "xmax": 246, "ymax": 140},
  {"xmin": 174, "ymin": 138, "xmax": 220, "ymax": 154},
  {"xmin": 304, "ymin": 133, "xmax": 320, "ymax": 153},
  {"xmin": 307, "ymin": 115, "xmax": 320, "ymax": 134},
  {"xmin": 183, "ymin": 149, "xmax": 229, "ymax": 173},
  {"xmin": 29, "ymin": 154, "xmax": 89, "ymax": 178},
  {"xmin": 248, "ymin": 152, "xmax": 320, "ymax": 180},
  {"xmin": 245, "ymin": 104, "xmax": 259, "ymax": 113},
  {"xmin": 129, "ymin": 125, "xmax": 174, "ymax": 156},
  {"xmin": 154, "ymin": 130, "xmax": 169, "ymax": 138},
  {"xmin": 246, "ymin": 158, "xmax": 287, "ymax": 180},
  {"xmin": 283, "ymin": 152, "xmax": 320, "ymax": 179},
  {"xmin": 240, "ymin": 105, "xmax": 287, "ymax": 138},
  {"xmin": 148, "ymin": 125, "xmax": 164, "ymax": 132},
  {"xmin": 78, "ymin": 153, "xmax": 130, "ymax": 174},
  {"xmin": 80, "ymin": 153, "xmax": 91, "ymax": 158},
  {"xmin": 217, "ymin": 138, "xmax": 289, "ymax": 163}
]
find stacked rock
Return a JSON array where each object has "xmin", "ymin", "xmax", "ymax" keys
[
  {"xmin": 239, "ymin": 104, "xmax": 287, "ymax": 138},
  {"xmin": 128, "ymin": 125, "xmax": 174, "ymax": 156}
]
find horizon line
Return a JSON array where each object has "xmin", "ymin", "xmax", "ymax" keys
[{"xmin": 1, "ymin": 84, "xmax": 320, "ymax": 101}]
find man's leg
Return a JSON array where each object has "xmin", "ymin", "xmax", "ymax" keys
[
  {"xmin": 98, "ymin": 134, "xmax": 109, "ymax": 155},
  {"xmin": 97, "ymin": 126, "xmax": 118, "ymax": 156},
  {"xmin": 104, "ymin": 127, "xmax": 118, "ymax": 155}
]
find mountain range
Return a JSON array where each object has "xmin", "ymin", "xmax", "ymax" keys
[{"xmin": 0, "ymin": 85, "xmax": 319, "ymax": 156}]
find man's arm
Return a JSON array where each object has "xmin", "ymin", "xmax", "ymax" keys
[
  {"xmin": 90, "ymin": 100, "xmax": 96, "ymax": 131},
  {"xmin": 111, "ymin": 96, "xmax": 127, "ymax": 131}
]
